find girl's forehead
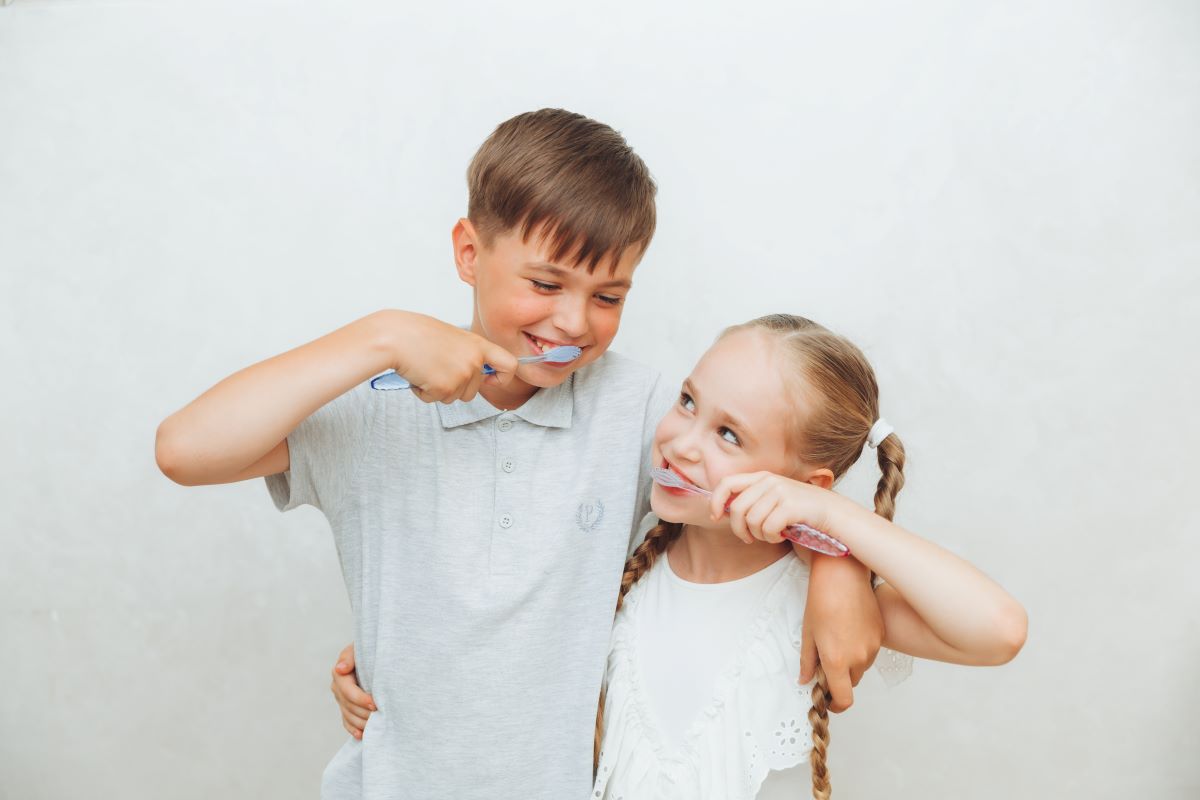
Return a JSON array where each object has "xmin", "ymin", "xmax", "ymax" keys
[{"xmin": 691, "ymin": 332, "xmax": 796, "ymax": 437}]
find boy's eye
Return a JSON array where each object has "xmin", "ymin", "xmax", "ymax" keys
[
  {"xmin": 531, "ymin": 280, "xmax": 559, "ymax": 292},
  {"xmin": 719, "ymin": 426, "xmax": 741, "ymax": 446},
  {"xmin": 596, "ymin": 294, "xmax": 624, "ymax": 307},
  {"xmin": 679, "ymin": 392, "xmax": 695, "ymax": 412}
]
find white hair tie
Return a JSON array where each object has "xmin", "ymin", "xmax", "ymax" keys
[{"xmin": 867, "ymin": 418, "xmax": 894, "ymax": 449}]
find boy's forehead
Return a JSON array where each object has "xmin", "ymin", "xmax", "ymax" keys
[{"xmin": 501, "ymin": 226, "xmax": 641, "ymax": 281}]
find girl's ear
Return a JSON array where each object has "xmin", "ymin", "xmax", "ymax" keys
[
  {"xmin": 806, "ymin": 468, "xmax": 835, "ymax": 491},
  {"xmin": 452, "ymin": 218, "xmax": 480, "ymax": 286}
]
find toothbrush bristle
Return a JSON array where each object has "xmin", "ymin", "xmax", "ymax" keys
[
  {"xmin": 650, "ymin": 467, "xmax": 698, "ymax": 492},
  {"xmin": 543, "ymin": 345, "xmax": 582, "ymax": 363}
]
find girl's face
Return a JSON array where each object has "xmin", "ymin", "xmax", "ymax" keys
[{"xmin": 651, "ymin": 329, "xmax": 800, "ymax": 528}]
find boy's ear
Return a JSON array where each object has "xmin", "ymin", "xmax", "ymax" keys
[
  {"xmin": 452, "ymin": 218, "xmax": 480, "ymax": 287},
  {"xmin": 806, "ymin": 468, "xmax": 835, "ymax": 491}
]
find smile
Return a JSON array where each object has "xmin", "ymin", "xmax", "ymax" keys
[
  {"xmin": 659, "ymin": 459, "xmax": 704, "ymax": 494},
  {"xmin": 523, "ymin": 332, "xmax": 586, "ymax": 360}
]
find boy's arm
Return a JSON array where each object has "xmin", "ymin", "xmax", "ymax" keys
[
  {"xmin": 799, "ymin": 552, "xmax": 882, "ymax": 712},
  {"xmin": 155, "ymin": 310, "xmax": 517, "ymax": 486}
]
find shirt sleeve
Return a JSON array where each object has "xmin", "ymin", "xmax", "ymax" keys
[
  {"xmin": 264, "ymin": 380, "xmax": 379, "ymax": 518},
  {"xmin": 629, "ymin": 371, "xmax": 677, "ymax": 552}
]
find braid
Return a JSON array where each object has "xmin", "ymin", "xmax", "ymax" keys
[
  {"xmin": 594, "ymin": 520, "xmax": 682, "ymax": 772},
  {"xmin": 715, "ymin": 315, "xmax": 908, "ymax": 798},
  {"xmin": 872, "ymin": 434, "xmax": 906, "ymax": 521},
  {"xmin": 808, "ymin": 665, "xmax": 833, "ymax": 799},
  {"xmin": 616, "ymin": 520, "xmax": 681, "ymax": 612}
]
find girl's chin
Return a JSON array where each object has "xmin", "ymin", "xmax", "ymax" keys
[{"xmin": 649, "ymin": 495, "xmax": 701, "ymax": 526}]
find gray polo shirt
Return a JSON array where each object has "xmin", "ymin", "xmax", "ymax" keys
[{"xmin": 266, "ymin": 350, "xmax": 673, "ymax": 800}]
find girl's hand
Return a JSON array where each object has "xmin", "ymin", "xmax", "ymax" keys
[
  {"xmin": 330, "ymin": 642, "xmax": 376, "ymax": 740},
  {"xmin": 709, "ymin": 471, "xmax": 834, "ymax": 544}
]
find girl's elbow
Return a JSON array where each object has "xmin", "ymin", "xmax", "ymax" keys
[
  {"xmin": 155, "ymin": 420, "xmax": 198, "ymax": 486},
  {"xmin": 989, "ymin": 602, "xmax": 1028, "ymax": 665}
]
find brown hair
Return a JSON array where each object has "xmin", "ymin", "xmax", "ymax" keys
[
  {"xmin": 467, "ymin": 108, "xmax": 657, "ymax": 273},
  {"xmin": 593, "ymin": 314, "xmax": 906, "ymax": 799}
]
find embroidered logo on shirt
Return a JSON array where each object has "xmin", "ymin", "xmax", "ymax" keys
[{"xmin": 576, "ymin": 499, "xmax": 605, "ymax": 532}]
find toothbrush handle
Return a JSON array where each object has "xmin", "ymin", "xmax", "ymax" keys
[
  {"xmin": 718, "ymin": 494, "xmax": 850, "ymax": 557},
  {"xmin": 780, "ymin": 523, "xmax": 850, "ymax": 558},
  {"xmin": 370, "ymin": 371, "xmax": 413, "ymax": 390},
  {"xmin": 371, "ymin": 362, "xmax": 505, "ymax": 391}
]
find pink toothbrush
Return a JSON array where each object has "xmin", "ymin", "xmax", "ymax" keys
[{"xmin": 649, "ymin": 467, "xmax": 850, "ymax": 557}]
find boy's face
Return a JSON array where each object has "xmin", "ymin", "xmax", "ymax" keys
[{"xmin": 454, "ymin": 219, "xmax": 641, "ymax": 404}]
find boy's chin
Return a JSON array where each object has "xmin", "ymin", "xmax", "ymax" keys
[{"xmin": 517, "ymin": 364, "xmax": 582, "ymax": 388}]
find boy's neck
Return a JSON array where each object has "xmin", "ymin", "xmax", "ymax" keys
[
  {"xmin": 667, "ymin": 524, "xmax": 791, "ymax": 584},
  {"xmin": 478, "ymin": 379, "xmax": 539, "ymax": 411},
  {"xmin": 465, "ymin": 315, "xmax": 541, "ymax": 410}
]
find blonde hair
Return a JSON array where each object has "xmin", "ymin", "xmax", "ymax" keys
[
  {"xmin": 595, "ymin": 314, "xmax": 905, "ymax": 799},
  {"xmin": 728, "ymin": 313, "xmax": 906, "ymax": 797}
]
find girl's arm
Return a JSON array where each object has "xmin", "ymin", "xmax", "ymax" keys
[
  {"xmin": 825, "ymin": 498, "xmax": 1027, "ymax": 666},
  {"xmin": 713, "ymin": 472, "xmax": 1027, "ymax": 667}
]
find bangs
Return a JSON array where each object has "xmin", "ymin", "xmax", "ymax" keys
[{"xmin": 467, "ymin": 108, "xmax": 657, "ymax": 274}]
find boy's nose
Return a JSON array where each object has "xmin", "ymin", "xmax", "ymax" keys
[{"xmin": 552, "ymin": 297, "xmax": 589, "ymax": 339}]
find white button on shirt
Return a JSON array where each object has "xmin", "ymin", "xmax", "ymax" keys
[{"xmin": 267, "ymin": 350, "xmax": 675, "ymax": 800}]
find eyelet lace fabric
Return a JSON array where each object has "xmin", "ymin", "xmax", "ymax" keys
[
  {"xmin": 593, "ymin": 557, "xmax": 815, "ymax": 800},
  {"xmin": 593, "ymin": 556, "xmax": 915, "ymax": 800}
]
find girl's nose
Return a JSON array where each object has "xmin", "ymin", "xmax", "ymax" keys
[{"xmin": 671, "ymin": 427, "xmax": 703, "ymax": 463}]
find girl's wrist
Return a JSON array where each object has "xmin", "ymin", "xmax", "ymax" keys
[{"xmin": 820, "ymin": 489, "xmax": 859, "ymax": 541}]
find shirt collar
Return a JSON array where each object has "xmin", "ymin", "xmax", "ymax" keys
[{"xmin": 436, "ymin": 375, "xmax": 575, "ymax": 430}]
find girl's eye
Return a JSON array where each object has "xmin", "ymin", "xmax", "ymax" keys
[
  {"xmin": 679, "ymin": 392, "xmax": 695, "ymax": 412},
  {"xmin": 596, "ymin": 294, "xmax": 624, "ymax": 307},
  {"xmin": 531, "ymin": 280, "xmax": 559, "ymax": 292},
  {"xmin": 719, "ymin": 426, "xmax": 741, "ymax": 446}
]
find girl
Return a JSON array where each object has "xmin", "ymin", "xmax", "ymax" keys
[{"xmin": 337, "ymin": 314, "xmax": 1027, "ymax": 798}]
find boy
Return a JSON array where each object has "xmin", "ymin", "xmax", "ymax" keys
[{"xmin": 156, "ymin": 109, "xmax": 881, "ymax": 800}]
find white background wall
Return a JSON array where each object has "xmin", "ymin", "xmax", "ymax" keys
[{"xmin": 2, "ymin": 1, "xmax": 1197, "ymax": 797}]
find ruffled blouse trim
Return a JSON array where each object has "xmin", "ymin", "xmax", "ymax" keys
[{"xmin": 594, "ymin": 555, "xmax": 815, "ymax": 800}]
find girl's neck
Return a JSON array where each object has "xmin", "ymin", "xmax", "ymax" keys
[{"xmin": 667, "ymin": 523, "xmax": 792, "ymax": 584}]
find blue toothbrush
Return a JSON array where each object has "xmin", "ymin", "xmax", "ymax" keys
[{"xmin": 370, "ymin": 345, "xmax": 583, "ymax": 391}]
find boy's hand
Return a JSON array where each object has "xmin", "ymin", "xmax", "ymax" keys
[
  {"xmin": 801, "ymin": 554, "xmax": 882, "ymax": 711},
  {"xmin": 390, "ymin": 312, "xmax": 519, "ymax": 404},
  {"xmin": 330, "ymin": 642, "xmax": 376, "ymax": 740}
]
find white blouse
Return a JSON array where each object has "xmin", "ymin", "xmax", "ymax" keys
[{"xmin": 593, "ymin": 548, "xmax": 817, "ymax": 800}]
